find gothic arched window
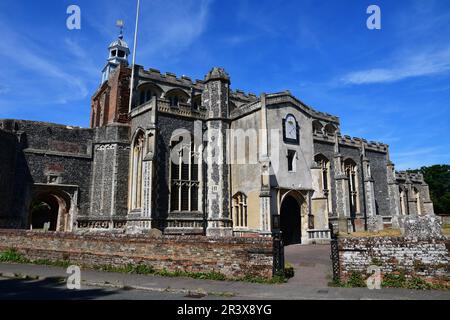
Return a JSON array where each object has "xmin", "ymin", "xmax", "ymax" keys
[
  {"xmin": 413, "ymin": 187, "xmax": 421, "ymax": 215},
  {"xmin": 170, "ymin": 136, "xmax": 200, "ymax": 212},
  {"xmin": 138, "ymin": 83, "xmax": 163, "ymax": 106},
  {"xmin": 315, "ymin": 154, "xmax": 332, "ymax": 214},
  {"xmin": 232, "ymin": 193, "xmax": 248, "ymax": 228},
  {"xmin": 130, "ymin": 130, "xmax": 145, "ymax": 210},
  {"xmin": 312, "ymin": 120, "xmax": 323, "ymax": 135},
  {"xmin": 344, "ymin": 159, "xmax": 359, "ymax": 216},
  {"xmin": 324, "ymin": 123, "xmax": 337, "ymax": 136},
  {"xmin": 399, "ymin": 187, "xmax": 407, "ymax": 215},
  {"xmin": 192, "ymin": 94, "xmax": 202, "ymax": 110},
  {"xmin": 166, "ymin": 89, "xmax": 189, "ymax": 107}
]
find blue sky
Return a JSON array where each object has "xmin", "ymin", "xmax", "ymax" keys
[{"xmin": 0, "ymin": 0, "xmax": 449, "ymax": 169}]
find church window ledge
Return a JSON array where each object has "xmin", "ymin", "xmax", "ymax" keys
[
  {"xmin": 129, "ymin": 209, "xmax": 142, "ymax": 214},
  {"xmin": 168, "ymin": 210, "xmax": 202, "ymax": 215}
]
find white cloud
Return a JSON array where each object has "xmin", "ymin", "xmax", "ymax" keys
[
  {"xmin": 0, "ymin": 21, "xmax": 89, "ymax": 102},
  {"xmin": 0, "ymin": 13, "xmax": 103, "ymax": 109},
  {"xmin": 64, "ymin": 37, "xmax": 100, "ymax": 80},
  {"xmin": 341, "ymin": 46, "xmax": 450, "ymax": 85},
  {"xmin": 137, "ymin": 0, "xmax": 212, "ymax": 59},
  {"xmin": 86, "ymin": 0, "xmax": 213, "ymax": 65}
]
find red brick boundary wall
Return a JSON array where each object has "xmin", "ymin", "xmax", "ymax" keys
[
  {"xmin": 338, "ymin": 237, "xmax": 449, "ymax": 282},
  {"xmin": 0, "ymin": 229, "xmax": 273, "ymax": 279}
]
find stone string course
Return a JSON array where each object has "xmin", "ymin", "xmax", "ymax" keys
[
  {"xmin": 338, "ymin": 237, "xmax": 449, "ymax": 281},
  {"xmin": 0, "ymin": 229, "xmax": 273, "ymax": 279}
]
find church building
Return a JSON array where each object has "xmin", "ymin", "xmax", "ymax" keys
[{"xmin": 0, "ymin": 31, "xmax": 434, "ymax": 245}]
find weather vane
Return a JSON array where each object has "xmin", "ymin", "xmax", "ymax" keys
[{"xmin": 116, "ymin": 19, "xmax": 124, "ymax": 39}]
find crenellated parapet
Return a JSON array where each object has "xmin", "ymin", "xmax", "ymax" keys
[
  {"xmin": 314, "ymin": 131, "xmax": 389, "ymax": 153},
  {"xmin": 395, "ymin": 171, "xmax": 425, "ymax": 183},
  {"xmin": 138, "ymin": 66, "xmax": 206, "ymax": 91},
  {"xmin": 230, "ymin": 89, "xmax": 259, "ymax": 102}
]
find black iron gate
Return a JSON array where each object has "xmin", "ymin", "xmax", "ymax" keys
[
  {"xmin": 273, "ymin": 232, "xmax": 285, "ymax": 276},
  {"xmin": 330, "ymin": 239, "xmax": 340, "ymax": 283}
]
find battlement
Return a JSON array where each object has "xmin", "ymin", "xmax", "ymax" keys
[
  {"xmin": 313, "ymin": 110, "xmax": 337, "ymax": 120},
  {"xmin": 339, "ymin": 134, "xmax": 388, "ymax": 152},
  {"xmin": 395, "ymin": 171, "xmax": 425, "ymax": 182},
  {"xmin": 230, "ymin": 89, "xmax": 259, "ymax": 102},
  {"xmin": 139, "ymin": 66, "xmax": 205, "ymax": 89},
  {"xmin": 313, "ymin": 131, "xmax": 389, "ymax": 153},
  {"xmin": 140, "ymin": 67, "xmax": 264, "ymax": 104},
  {"xmin": 137, "ymin": 66, "xmax": 343, "ymax": 126}
]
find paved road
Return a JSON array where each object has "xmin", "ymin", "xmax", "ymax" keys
[
  {"xmin": 0, "ymin": 276, "xmax": 191, "ymax": 300},
  {"xmin": 0, "ymin": 276, "xmax": 231, "ymax": 300}
]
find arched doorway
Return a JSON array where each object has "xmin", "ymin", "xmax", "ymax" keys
[
  {"xmin": 29, "ymin": 191, "xmax": 71, "ymax": 231},
  {"xmin": 280, "ymin": 194, "xmax": 302, "ymax": 245}
]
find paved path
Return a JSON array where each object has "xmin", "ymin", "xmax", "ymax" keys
[
  {"xmin": 284, "ymin": 244, "xmax": 332, "ymax": 287},
  {"xmin": 1, "ymin": 261, "xmax": 449, "ymax": 300}
]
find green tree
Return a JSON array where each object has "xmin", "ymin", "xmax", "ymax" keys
[{"xmin": 408, "ymin": 165, "xmax": 450, "ymax": 215}]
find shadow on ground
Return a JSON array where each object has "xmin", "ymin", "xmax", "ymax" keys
[{"xmin": 0, "ymin": 277, "xmax": 116, "ymax": 300}]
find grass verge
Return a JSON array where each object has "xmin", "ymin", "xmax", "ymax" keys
[
  {"xmin": 340, "ymin": 229, "xmax": 402, "ymax": 238},
  {"xmin": 0, "ymin": 248, "xmax": 286, "ymax": 284},
  {"xmin": 442, "ymin": 223, "xmax": 450, "ymax": 236},
  {"xmin": 330, "ymin": 271, "xmax": 449, "ymax": 290}
]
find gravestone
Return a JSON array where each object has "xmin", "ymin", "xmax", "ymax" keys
[
  {"xmin": 391, "ymin": 215, "xmax": 405, "ymax": 229},
  {"xmin": 367, "ymin": 216, "xmax": 383, "ymax": 232},
  {"xmin": 403, "ymin": 214, "xmax": 445, "ymax": 240}
]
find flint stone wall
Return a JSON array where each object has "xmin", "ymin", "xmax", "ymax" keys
[
  {"xmin": 0, "ymin": 229, "xmax": 273, "ymax": 279},
  {"xmin": 338, "ymin": 237, "xmax": 449, "ymax": 281}
]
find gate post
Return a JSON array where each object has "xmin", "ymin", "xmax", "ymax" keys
[
  {"xmin": 330, "ymin": 238, "xmax": 340, "ymax": 283},
  {"xmin": 272, "ymin": 231, "xmax": 285, "ymax": 277}
]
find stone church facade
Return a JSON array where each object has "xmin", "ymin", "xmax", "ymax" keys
[{"xmin": 0, "ymin": 33, "xmax": 434, "ymax": 244}]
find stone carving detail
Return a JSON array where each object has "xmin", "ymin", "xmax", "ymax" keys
[
  {"xmin": 77, "ymin": 220, "xmax": 127, "ymax": 229},
  {"xmin": 158, "ymin": 100, "xmax": 207, "ymax": 119},
  {"xmin": 78, "ymin": 220, "xmax": 109, "ymax": 229},
  {"xmin": 95, "ymin": 144, "xmax": 130, "ymax": 151},
  {"xmin": 113, "ymin": 221, "xmax": 127, "ymax": 229},
  {"xmin": 166, "ymin": 219, "xmax": 204, "ymax": 228}
]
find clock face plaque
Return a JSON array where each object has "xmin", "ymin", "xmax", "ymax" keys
[{"xmin": 283, "ymin": 114, "xmax": 299, "ymax": 144}]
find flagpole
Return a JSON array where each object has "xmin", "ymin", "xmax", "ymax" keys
[{"xmin": 128, "ymin": 0, "xmax": 141, "ymax": 114}]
